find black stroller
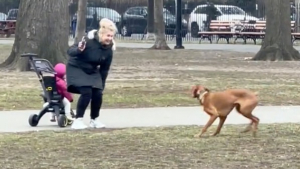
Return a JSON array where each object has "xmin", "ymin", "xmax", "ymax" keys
[{"xmin": 21, "ymin": 53, "xmax": 75, "ymax": 127}]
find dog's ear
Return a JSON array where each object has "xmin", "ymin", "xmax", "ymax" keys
[{"xmin": 191, "ymin": 85, "xmax": 199, "ymax": 98}]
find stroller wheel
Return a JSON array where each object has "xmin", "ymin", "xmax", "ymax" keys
[
  {"xmin": 57, "ymin": 115, "xmax": 68, "ymax": 127},
  {"xmin": 28, "ymin": 114, "xmax": 39, "ymax": 127}
]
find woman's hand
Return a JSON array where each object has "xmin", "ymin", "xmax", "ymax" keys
[{"xmin": 78, "ymin": 37, "xmax": 86, "ymax": 51}]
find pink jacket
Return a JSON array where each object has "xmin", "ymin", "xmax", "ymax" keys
[{"xmin": 54, "ymin": 63, "xmax": 73, "ymax": 102}]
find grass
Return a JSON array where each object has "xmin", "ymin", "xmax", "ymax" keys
[
  {"xmin": 1, "ymin": 45, "xmax": 300, "ymax": 110},
  {"xmin": 0, "ymin": 44, "xmax": 12, "ymax": 63},
  {"xmin": 0, "ymin": 124, "xmax": 300, "ymax": 168}
]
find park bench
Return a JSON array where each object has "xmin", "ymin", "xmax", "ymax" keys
[
  {"xmin": 236, "ymin": 20, "xmax": 296, "ymax": 44},
  {"xmin": 292, "ymin": 32, "xmax": 300, "ymax": 42},
  {"xmin": 198, "ymin": 20, "xmax": 298, "ymax": 45},
  {"xmin": 198, "ymin": 20, "xmax": 263, "ymax": 44},
  {"xmin": 198, "ymin": 20, "xmax": 236, "ymax": 44},
  {"xmin": 233, "ymin": 21, "xmax": 264, "ymax": 44},
  {"xmin": 290, "ymin": 21, "xmax": 300, "ymax": 43},
  {"xmin": 0, "ymin": 20, "xmax": 16, "ymax": 38},
  {"xmin": 197, "ymin": 20, "xmax": 263, "ymax": 44}
]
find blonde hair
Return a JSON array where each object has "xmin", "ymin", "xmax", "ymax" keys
[
  {"xmin": 98, "ymin": 18, "xmax": 118, "ymax": 35},
  {"xmin": 98, "ymin": 18, "xmax": 117, "ymax": 50}
]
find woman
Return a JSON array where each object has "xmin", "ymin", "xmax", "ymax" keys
[{"xmin": 66, "ymin": 18, "xmax": 117, "ymax": 130}]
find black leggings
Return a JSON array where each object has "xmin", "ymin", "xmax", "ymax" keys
[{"xmin": 76, "ymin": 86, "xmax": 103, "ymax": 119}]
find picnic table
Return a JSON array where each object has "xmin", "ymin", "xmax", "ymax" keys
[{"xmin": 0, "ymin": 20, "xmax": 16, "ymax": 38}]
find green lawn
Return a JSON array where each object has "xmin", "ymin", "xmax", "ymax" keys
[
  {"xmin": 0, "ymin": 124, "xmax": 299, "ymax": 169},
  {"xmin": 1, "ymin": 45, "xmax": 300, "ymax": 110}
]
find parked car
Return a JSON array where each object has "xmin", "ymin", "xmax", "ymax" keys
[
  {"xmin": 119, "ymin": 6, "xmax": 188, "ymax": 37},
  {"xmin": 6, "ymin": 9, "xmax": 18, "ymax": 20},
  {"xmin": 189, "ymin": 4, "xmax": 259, "ymax": 37},
  {"xmin": 0, "ymin": 12, "xmax": 7, "ymax": 21},
  {"xmin": 72, "ymin": 7, "xmax": 121, "ymax": 33},
  {"xmin": 86, "ymin": 7, "xmax": 121, "ymax": 28}
]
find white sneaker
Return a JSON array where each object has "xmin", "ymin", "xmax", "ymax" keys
[
  {"xmin": 71, "ymin": 118, "xmax": 88, "ymax": 130},
  {"xmin": 66, "ymin": 115, "xmax": 74, "ymax": 121},
  {"xmin": 90, "ymin": 118, "xmax": 106, "ymax": 128}
]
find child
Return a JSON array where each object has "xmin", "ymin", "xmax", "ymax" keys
[{"xmin": 48, "ymin": 63, "xmax": 74, "ymax": 122}]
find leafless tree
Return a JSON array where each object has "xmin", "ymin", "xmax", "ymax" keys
[
  {"xmin": 0, "ymin": 0, "xmax": 69, "ymax": 71},
  {"xmin": 150, "ymin": 0, "xmax": 170, "ymax": 50},
  {"xmin": 252, "ymin": 0, "xmax": 300, "ymax": 61},
  {"xmin": 146, "ymin": 0, "xmax": 155, "ymax": 40},
  {"xmin": 295, "ymin": 0, "xmax": 300, "ymax": 32},
  {"xmin": 74, "ymin": 0, "xmax": 87, "ymax": 44}
]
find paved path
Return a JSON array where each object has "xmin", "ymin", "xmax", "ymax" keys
[
  {"xmin": 0, "ymin": 106, "xmax": 299, "ymax": 133},
  {"xmin": 118, "ymin": 43, "xmax": 264, "ymax": 53}
]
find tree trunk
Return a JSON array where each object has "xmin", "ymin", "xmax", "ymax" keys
[
  {"xmin": 150, "ymin": 0, "xmax": 170, "ymax": 50},
  {"xmin": 295, "ymin": 0, "xmax": 300, "ymax": 32},
  {"xmin": 0, "ymin": 0, "xmax": 69, "ymax": 71},
  {"xmin": 74, "ymin": 0, "xmax": 87, "ymax": 44},
  {"xmin": 146, "ymin": 0, "xmax": 155, "ymax": 40},
  {"xmin": 257, "ymin": 0, "xmax": 265, "ymax": 18},
  {"xmin": 252, "ymin": 0, "xmax": 300, "ymax": 61},
  {"xmin": 107, "ymin": 0, "xmax": 112, "ymax": 8}
]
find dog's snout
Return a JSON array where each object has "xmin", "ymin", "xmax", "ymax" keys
[
  {"xmin": 192, "ymin": 90, "xmax": 199, "ymax": 98},
  {"xmin": 191, "ymin": 87, "xmax": 199, "ymax": 98}
]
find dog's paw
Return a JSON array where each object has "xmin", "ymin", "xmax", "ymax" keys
[
  {"xmin": 211, "ymin": 133, "xmax": 219, "ymax": 137},
  {"xmin": 244, "ymin": 57, "xmax": 253, "ymax": 60},
  {"xmin": 194, "ymin": 134, "xmax": 200, "ymax": 138}
]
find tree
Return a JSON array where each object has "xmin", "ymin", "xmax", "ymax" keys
[
  {"xmin": 0, "ymin": 0, "xmax": 69, "ymax": 71},
  {"xmin": 74, "ymin": 0, "xmax": 87, "ymax": 44},
  {"xmin": 252, "ymin": 0, "xmax": 300, "ymax": 61},
  {"xmin": 296, "ymin": 0, "xmax": 300, "ymax": 32},
  {"xmin": 150, "ymin": 0, "xmax": 170, "ymax": 50},
  {"xmin": 146, "ymin": 0, "xmax": 155, "ymax": 40},
  {"xmin": 256, "ymin": 0, "xmax": 265, "ymax": 18}
]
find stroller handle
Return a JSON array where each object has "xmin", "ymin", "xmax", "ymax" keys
[{"xmin": 20, "ymin": 53, "xmax": 38, "ymax": 60}]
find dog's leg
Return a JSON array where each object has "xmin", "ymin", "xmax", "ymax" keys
[
  {"xmin": 235, "ymin": 104, "xmax": 254, "ymax": 133},
  {"xmin": 194, "ymin": 115, "xmax": 218, "ymax": 138},
  {"xmin": 241, "ymin": 121, "xmax": 253, "ymax": 133},
  {"xmin": 240, "ymin": 114, "xmax": 259, "ymax": 137},
  {"xmin": 251, "ymin": 115, "xmax": 260, "ymax": 137},
  {"xmin": 212, "ymin": 116, "xmax": 227, "ymax": 136}
]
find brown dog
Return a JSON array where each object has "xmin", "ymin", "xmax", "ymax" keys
[{"xmin": 191, "ymin": 85, "xmax": 259, "ymax": 138}]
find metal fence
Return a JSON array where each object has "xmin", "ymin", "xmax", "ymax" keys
[
  {"xmin": 0, "ymin": 0, "xmax": 298, "ymax": 43},
  {"xmin": 70, "ymin": 0, "xmax": 268, "ymax": 42}
]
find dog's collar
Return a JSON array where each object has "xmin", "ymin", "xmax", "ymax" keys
[{"xmin": 198, "ymin": 91, "xmax": 208, "ymax": 104}]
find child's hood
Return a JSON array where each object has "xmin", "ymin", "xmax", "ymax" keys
[{"xmin": 54, "ymin": 63, "xmax": 66, "ymax": 78}]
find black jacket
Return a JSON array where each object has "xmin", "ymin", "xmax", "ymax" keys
[{"xmin": 66, "ymin": 34, "xmax": 113, "ymax": 93}]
